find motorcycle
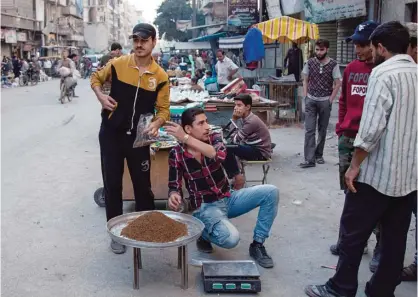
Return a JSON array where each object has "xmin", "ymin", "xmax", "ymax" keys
[{"xmin": 19, "ymin": 68, "xmax": 39, "ymax": 86}]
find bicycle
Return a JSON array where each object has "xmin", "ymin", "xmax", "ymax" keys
[{"xmin": 59, "ymin": 76, "xmax": 75, "ymax": 104}]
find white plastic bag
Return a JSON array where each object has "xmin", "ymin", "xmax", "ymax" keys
[
  {"xmin": 73, "ymin": 69, "xmax": 81, "ymax": 79},
  {"xmin": 58, "ymin": 67, "xmax": 71, "ymax": 77}
]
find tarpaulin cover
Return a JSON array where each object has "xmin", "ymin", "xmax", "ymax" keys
[{"xmin": 255, "ymin": 16, "xmax": 319, "ymax": 44}]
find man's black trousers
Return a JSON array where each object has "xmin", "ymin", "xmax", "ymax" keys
[
  {"xmin": 99, "ymin": 125, "xmax": 155, "ymax": 221},
  {"xmin": 326, "ymin": 182, "xmax": 415, "ymax": 297}
]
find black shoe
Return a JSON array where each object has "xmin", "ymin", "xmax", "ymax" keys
[
  {"xmin": 316, "ymin": 157, "xmax": 325, "ymax": 164},
  {"xmin": 401, "ymin": 262, "xmax": 417, "ymax": 281},
  {"xmin": 304, "ymin": 285, "xmax": 347, "ymax": 297},
  {"xmin": 299, "ymin": 161, "xmax": 316, "ymax": 168},
  {"xmin": 330, "ymin": 244, "xmax": 339, "ymax": 255},
  {"xmin": 369, "ymin": 246, "xmax": 381, "ymax": 273},
  {"xmin": 196, "ymin": 236, "xmax": 213, "ymax": 253},
  {"xmin": 249, "ymin": 242, "xmax": 274, "ymax": 268},
  {"xmin": 110, "ymin": 240, "xmax": 126, "ymax": 254}
]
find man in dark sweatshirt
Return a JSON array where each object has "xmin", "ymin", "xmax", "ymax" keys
[{"xmin": 330, "ymin": 21, "xmax": 380, "ymax": 267}]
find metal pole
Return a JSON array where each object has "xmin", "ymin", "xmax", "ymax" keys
[
  {"xmin": 133, "ymin": 248, "xmax": 142, "ymax": 289},
  {"xmin": 192, "ymin": 0, "xmax": 197, "ymax": 38},
  {"xmin": 55, "ymin": 0, "xmax": 59, "ymax": 46},
  {"xmin": 181, "ymin": 245, "xmax": 188, "ymax": 289},
  {"xmin": 226, "ymin": 0, "xmax": 229, "ymax": 30},
  {"xmin": 177, "ymin": 247, "xmax": 182, "ymax": 269},
  {"xmin": 259, "ymin": 0, "xmax": 263, "ymax": 22}
]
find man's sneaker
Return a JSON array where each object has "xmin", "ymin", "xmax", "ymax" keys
[
  {"xmin": 196, "ymin": 236, "xmax": 213, "ymax": 253},
  {"xmin": 330, "ymin": 243, "xmax": 368, "ymax": 256},
  {"xmin": 304, "ymin": 284, "xmax": 346, "ymax": 297},
  {"xmin": 369, "ymin": 246, "xmax": 381, "ymax": 273},
  {"xmin": 401, "ymin": 262, "xmax": 417, "ymax": 281},
  {"xmin": 110, "ymin": 240, "xmax": 126, "ymax": 254},
  {"xmin": 299, "ymin": 161, "xmax": 316, "ymax": 168},
  {"xmin": 316, "ymin": 157, "xmax": 325, "ymax": 164},
  {"xmin": 330, "ymin": 244, "xmax": 340, "ymax": 255},
  {"xmin": 249, "ymin": 242, "xmax": 274, "ymax": 268}
]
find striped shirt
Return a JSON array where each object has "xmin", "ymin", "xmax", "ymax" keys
[{"xmin": 354, "ymin": 54, "xmax": 417, "ymax": 197}]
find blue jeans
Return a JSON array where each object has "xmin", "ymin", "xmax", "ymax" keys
[
  {"xmin": 192, "ymin": 185, "xmax": 279, "ymax": 248},
  {"xmin": 84, "ymin": 69, "xmax": 92, "ymax": 79}
]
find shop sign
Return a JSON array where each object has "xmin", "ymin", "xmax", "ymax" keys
[
  {"xmin": 23, "ymin": 44, "xmax": 32, "ymax": 51},
  {"xmin": 304, "ymin": 0, "xmax": 367, "ymax": 23},
  {"xmin": 228, "ymin": 0, "xmax": 259, "ymax": 31},
  {"xmin": 17, "ymin": 32, "xmax": 27, "ymax": 42},
  {"xmin": 5, "ymin": 29, "xmax": 17, "ymax": 44}
]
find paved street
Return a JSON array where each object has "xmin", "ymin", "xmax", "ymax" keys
[{"xmin": 1, "ymin": 79, "xmax": 416, "ymax": 297}]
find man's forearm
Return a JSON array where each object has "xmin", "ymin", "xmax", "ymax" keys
[
  {"xmin": 93, "ymin": 86, "xmax": 104, "ymax": 100},
  {"xmin": 229, "ymin": 69, "xmax": 238, "ymax": 76},
  {"xmin": 302, "ymin": 77, "xmax": 308, "ymax": 97},
  {"xmin": 153, "ymin": 117, "xmax": 165, "ymax": 128},
  {"xmin": 186, "ymin": 136, "xmax": 217, "ymax": 158},
  {"xmin": 330, "ymin": 82, "xmax": 342, "ymax": 102},
  {"xmin": 350, "ymin": 148, "xmax": 369, "ymax": 169}
]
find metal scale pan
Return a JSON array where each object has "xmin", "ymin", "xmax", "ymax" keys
[{"xmin": 107, "ymin": 210, "xmax": 205, "ymax": 290}]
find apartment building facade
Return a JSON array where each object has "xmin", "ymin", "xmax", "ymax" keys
[{"xmin": 1, "ymin": 0, "xmax": 84, "ymax": 58}]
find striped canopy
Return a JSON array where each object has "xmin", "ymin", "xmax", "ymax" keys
[{"xmin": 256, "ymin": 16, "xmax": 319, "ymax": 44}]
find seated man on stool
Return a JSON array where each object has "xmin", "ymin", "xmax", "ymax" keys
[
  {"xmin": 165, "ymin": 107, "xmax": 279, "ymax": 268},
  {"xmin": 227, "ymin": 94, "xmax": 272, "ymax": 188}
]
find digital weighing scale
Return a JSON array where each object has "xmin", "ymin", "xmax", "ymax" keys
[{"xmin": 202, "ymin": 260, "xmax": 261, "ymax": 293}]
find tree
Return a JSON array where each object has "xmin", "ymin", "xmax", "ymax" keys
[{"xmin": 154, "ymin": 0, "xmax": 205, "ymax": 41}]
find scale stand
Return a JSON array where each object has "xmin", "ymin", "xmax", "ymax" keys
[{"xmin": 202, "ymin": 260, "xmax": 261, "ymax": 293}]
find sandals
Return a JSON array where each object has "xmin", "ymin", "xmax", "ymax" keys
[{"xmin": 401, "ymin": 262, "xmax": 417, "ymax": 281}]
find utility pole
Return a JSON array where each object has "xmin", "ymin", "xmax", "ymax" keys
[
  {"xmin": 192, "ymin": 0, "xmax": 197, "ymax": 38},
  {"xmin": 55, "ymin": 0, "xmax": 59, "ymax": 46}
]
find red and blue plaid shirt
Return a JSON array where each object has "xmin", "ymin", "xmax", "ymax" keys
[{"xmin": 168, "ymin": 132, "xmax": 231, "ymax": 210}]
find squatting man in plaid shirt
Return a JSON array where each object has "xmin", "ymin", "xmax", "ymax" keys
[{"xmin": 164, "ymin": 108, "xmax": 280, "ymax": 268}]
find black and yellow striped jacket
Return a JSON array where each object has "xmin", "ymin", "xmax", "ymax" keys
[{"xmin": 91, "ymin": 54, "xmax": 170, "ymax": 134}]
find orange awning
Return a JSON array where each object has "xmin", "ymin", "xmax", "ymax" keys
[{"xmin": 256, "ymin": 16, "xmax": 319, "ymax": 44}]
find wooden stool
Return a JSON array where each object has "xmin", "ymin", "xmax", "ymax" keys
[{"xmin": 240, "ymin": 159, "xmax": 272, "ymax": 185}]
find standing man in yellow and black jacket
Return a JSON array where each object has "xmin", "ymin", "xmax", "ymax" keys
[{"xmin": 91, "ymin": 23, "xmax": 170, "ymax": 254}]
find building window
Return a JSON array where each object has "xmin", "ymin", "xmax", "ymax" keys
[
  {"xmin": 100, "ymin": 16, "xmax": 104, "ymax": 22},
  {"xmin": 99, "ymin": 0, "xmax": 104, "ymax": 5}
]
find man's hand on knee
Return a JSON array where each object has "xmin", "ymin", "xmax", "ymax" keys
[{"xmin": 233, "ymin": 174, "xmax": 245, "ymax": 190}]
